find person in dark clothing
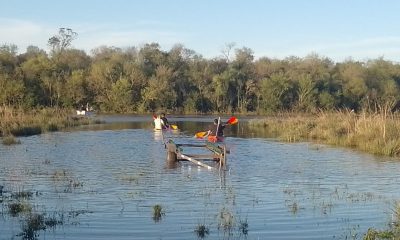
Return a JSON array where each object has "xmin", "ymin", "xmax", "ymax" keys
[
  {"xmin": 211, "ymin": 118, "xmax": 225, "ymax": 137},
  {"xmin": 160, "ymin": 113, "xmax": 170, "ymax": 129}
]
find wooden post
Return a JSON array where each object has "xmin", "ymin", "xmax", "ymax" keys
[
  {"xmin": 167, "ymin": 151, "xmax": 177, "ymax": 162},
  {"xmin": 166, "ymin": 140, "xmax": 177, "ymax": 163},
  {"xmin": 222, "ymin": 145, "xmax": 227, "ymax": 169},
  {"xmin": 218, "ymin": 145, "xmax": 227, "ymax": 170}
]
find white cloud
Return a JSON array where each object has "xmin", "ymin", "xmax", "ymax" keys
[
  {"xmin": 75, "ymin": 29, "xmax": 184, "ymax": 53},
  {"xmin": 0, "ymin": 18, "xmax": 188, "ymax": 54},
  {"xmin": 2, "ymin": 18, "xmax": 399, "ymax": 62},
  {"xmin": 0, "ymin": 18, "xmax": 54, "ymax": 52}
]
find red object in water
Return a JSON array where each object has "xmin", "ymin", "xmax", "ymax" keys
[{"xmin": 208, "ymin": 135, "xmax": 224, "ymax": 143}]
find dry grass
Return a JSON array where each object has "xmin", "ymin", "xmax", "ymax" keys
[
  {"xmin": 249, "ymin": 110, "xmax": 400, "ymax": 157},
  {"xmin": 2, "ymin": 135, "xmax": 21, "ymax": 145},
  {"xmin": 0, "ymin": 107, "xmax": 97, "ymax": 137}
]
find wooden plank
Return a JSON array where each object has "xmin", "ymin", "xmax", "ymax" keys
[
  {"xmin": 178, "ymin": 153, "xmax": 214, "ymax": 170},
  {"xmin": 184, "ymin": 154, "xmax": 220, "ymax": 159},
  {"xmin": 205, "ymin": 142, "xmax": 224, "ymax": 155},
  {"xmin": 176, "ymin": 143, "xmax": 206, "ymax": 147}
]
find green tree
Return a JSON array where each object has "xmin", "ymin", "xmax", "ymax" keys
[
  {"xmin": 106, "ymin": 78, "xmax": 133, "ymax": 112},
  {"xmin": 141, "ymin": 65, "xmax": 176, "ymax": 111},
  {"xmin": 334, "ymin": 61, "xmax": 367, "ymax": 110},
  {"xmin": 0, "ymin": 73, "xmax": 26, "ymax": 107},
  {"xmin": 20, "ymin": 53, "xmax": 54, "ymax": 106},
  {"xmin": 212, "ymin": 70, "xmax": 233, "ymax": 112},
  {"xmin": 231, "ymin": 47, "xmax": 254, "ymax": 112},
  {"xmin": 295, "ymin": 74, "xmax": 317, "ymax": 111},
  {"xmin": 123, "ymin": 61, "xmax": 147, "ymax": 111},
  {"xmin": 138, "ymin": 43, "xmax": 166, "ymax": 77},
  {"xmin": 260, "ymin": 72, "xmax": 293, "ymax": 112},
  {"xmin": 167, "ymin": 44, "xmax": 194, "ymax": 111},
  {"xmin": 188, "ymin": 56, "xmax": 215, "ymax": 112},
  {"xmin": 62, "ymin": 70, "xmax": 88, "ymax": 108},
  {"xmin": 0, "ymin": 44, "xmax": 18, "ymax": 74}
]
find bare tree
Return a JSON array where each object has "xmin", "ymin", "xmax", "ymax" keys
[
  {"xmin": 48, "ymin": 28, "xmax": 77, "ymax": 54},
  {"xmin": 220, "ymin": 42, "xmax": 236, "ymax": 63}
]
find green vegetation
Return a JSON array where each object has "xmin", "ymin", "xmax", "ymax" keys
[
  {"xmin": 11, "ymin": 190, "xmax": 33, "ymax": 200},
  {"xmin": 2, "ymin": 185, "xmax": 91, "ymax": 239},
  {"xmin": 362, "ymin": 202, "xmax": 400, "ymax": 239},
  {"xmin": 249, "ymin": 111, "xmax": 400, "ymax": 157},
  {"xmin": 2, "ymin": 29, "xmax": 400, "ymax": 115},
  {"xmin": 152, "ymin": 204, "xmax": 164, "ymax": 222},
  {"xmin": 20, "ymin": 213, "xmax": 46, "ymax": 239},
  {"xmin": 194, "ymin": 224, "xmax": 210, "ymax": 238},
  {"xmin": 238, "ymin": 218, "xmax": 249, "ymax": 235},
  {"xmin": 8, "ymin": 202, "xmax": 32, "ymax": 216}
]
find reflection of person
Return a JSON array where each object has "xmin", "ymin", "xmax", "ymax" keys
[
  {"xmin": 153, "ymin": 129, "xmax": 163, "ymax": 141},
  {"xmin": 160, "ymin": 113, "xmax": 170, "ymax": 129}
]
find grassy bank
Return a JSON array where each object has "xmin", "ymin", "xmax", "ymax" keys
[
  {"xmin": 248, "ymin": 111, "xmax": 400, "ymax": 157},
  {"xmin": 0, "ymin": 107, "xmax": 100, "ymax": 138}
]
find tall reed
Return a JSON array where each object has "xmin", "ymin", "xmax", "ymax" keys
[{"xmin": 248, "ymin": 110, "xmax": 400, "ymax": 157}]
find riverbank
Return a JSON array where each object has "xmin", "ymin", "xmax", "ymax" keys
[
  {"xmin": 0, "ymin": 107, "xmax": 101, "ymax": 139},
  {"xmin": 248, "ymin": 111, "xmax": 400, "ymax": 157}
]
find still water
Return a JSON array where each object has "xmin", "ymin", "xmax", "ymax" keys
[{"xmin": 1, "ymin": 115, "xmax": 400, "ymax": 239}]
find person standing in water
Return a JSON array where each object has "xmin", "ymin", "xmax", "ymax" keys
[
  {"xmin": 154, "ymin": 113, "xmax": 170, "ymax": 130},
  {"xmin": 154, "ymin": 115, "xmax": 164, "ymax": 130},
  {"xmin": 206, "ymin": 118, "xmax": 225, "ymax": 142},
  {"xmin": 160, "ymin": 113, "xmax": 170, "ymax": 129}
]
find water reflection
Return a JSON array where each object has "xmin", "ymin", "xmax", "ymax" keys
[
  {"xmin": 0, "ymin": 116, "xmax": 399, "ymax": 239},
  {"xmin": 153, "ymin": 130, "xmax": 163, "ymax": 141}
]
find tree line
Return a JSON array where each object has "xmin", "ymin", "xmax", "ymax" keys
[{"xmin": 1, "ymin": 28, "xmax": 400, "ymax": 114}]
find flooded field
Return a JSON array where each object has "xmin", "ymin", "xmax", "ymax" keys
[{"xmin": 1, "ymin": 115, "xmax": 400, "ymax": 239}]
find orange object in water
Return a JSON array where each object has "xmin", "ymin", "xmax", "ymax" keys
[{"xmin": 208, "ymin": 135, "xmax": 224, "ymax": 143}]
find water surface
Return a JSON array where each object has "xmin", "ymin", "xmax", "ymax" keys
[{"xmin": 1, "ymin": 115, "xmax": 399, "ymax": 239}]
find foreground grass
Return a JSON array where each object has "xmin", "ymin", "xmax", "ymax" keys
[
  {"xmin": 248, "ymin": 110, "xmax": 400, "ymax": 157},
  {"xmin": 362, "ymin": 201, "xmax": 400, "ymax": 239},
  {"xmin": 0, "ymin": 107, "xmax": 100, "ymax": 139}
]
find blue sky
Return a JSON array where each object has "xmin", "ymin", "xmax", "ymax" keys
[{"xmin": 1, "ymin": 0, "xmax": 400, "ymax": 62}]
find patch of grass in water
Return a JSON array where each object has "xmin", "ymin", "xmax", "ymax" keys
[
  {"xmin": 11, "ymin": 190, "xmax": 33, "ymax": 200},
  {"xmin": 364, "ymin": 228, "xmax": 394, "ymax": 240},
  {"xmin": 68, "ymin": 209, "xmax": 93, "ymax": 218},
  {"xmin": 8, "ymin": 202, "xmax": 32, "ymax": 217},
  {"xmin": 152, "ymin": 204, "xmax": 165, "ymax": 222},
  {"xmin": 120, "ymin": 174, "xmax": 139, "ymax": 183},
  {"xmin": 11, "ymin": 126, "xmax": 42, "ymax": 137},
  {"xmin": 362, "ymin": 201, "xmax": 400, "ymax": 239},
  {"xmin": 19, "ymin": 213, "xmax": 46, "ymax": 239},
  {"xmin": 238, "ymin": 218, "xmax": 249, "ymax": 235},
  {"xmin": 51, "ymin": 170, "xmax": 68, "ymax": 181},
  {"xmin": 18, "ymin": 212, "xmax": 64, "ymax": 239},
  {"xmin": 218, "ymin": 207, "xmax": 235, "ymax": 233},
  {"xmin": 194, "ymin": 223, "xmax": 209, "ymax": 239},
  {"xmin": 2, "ymin": 135, "xmax": 21, "ymax": 145}
]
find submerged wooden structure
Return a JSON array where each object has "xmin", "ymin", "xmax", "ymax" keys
[{"xmin": 165, "ymin": 139, "xmax": 228, "ymax": 170}]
